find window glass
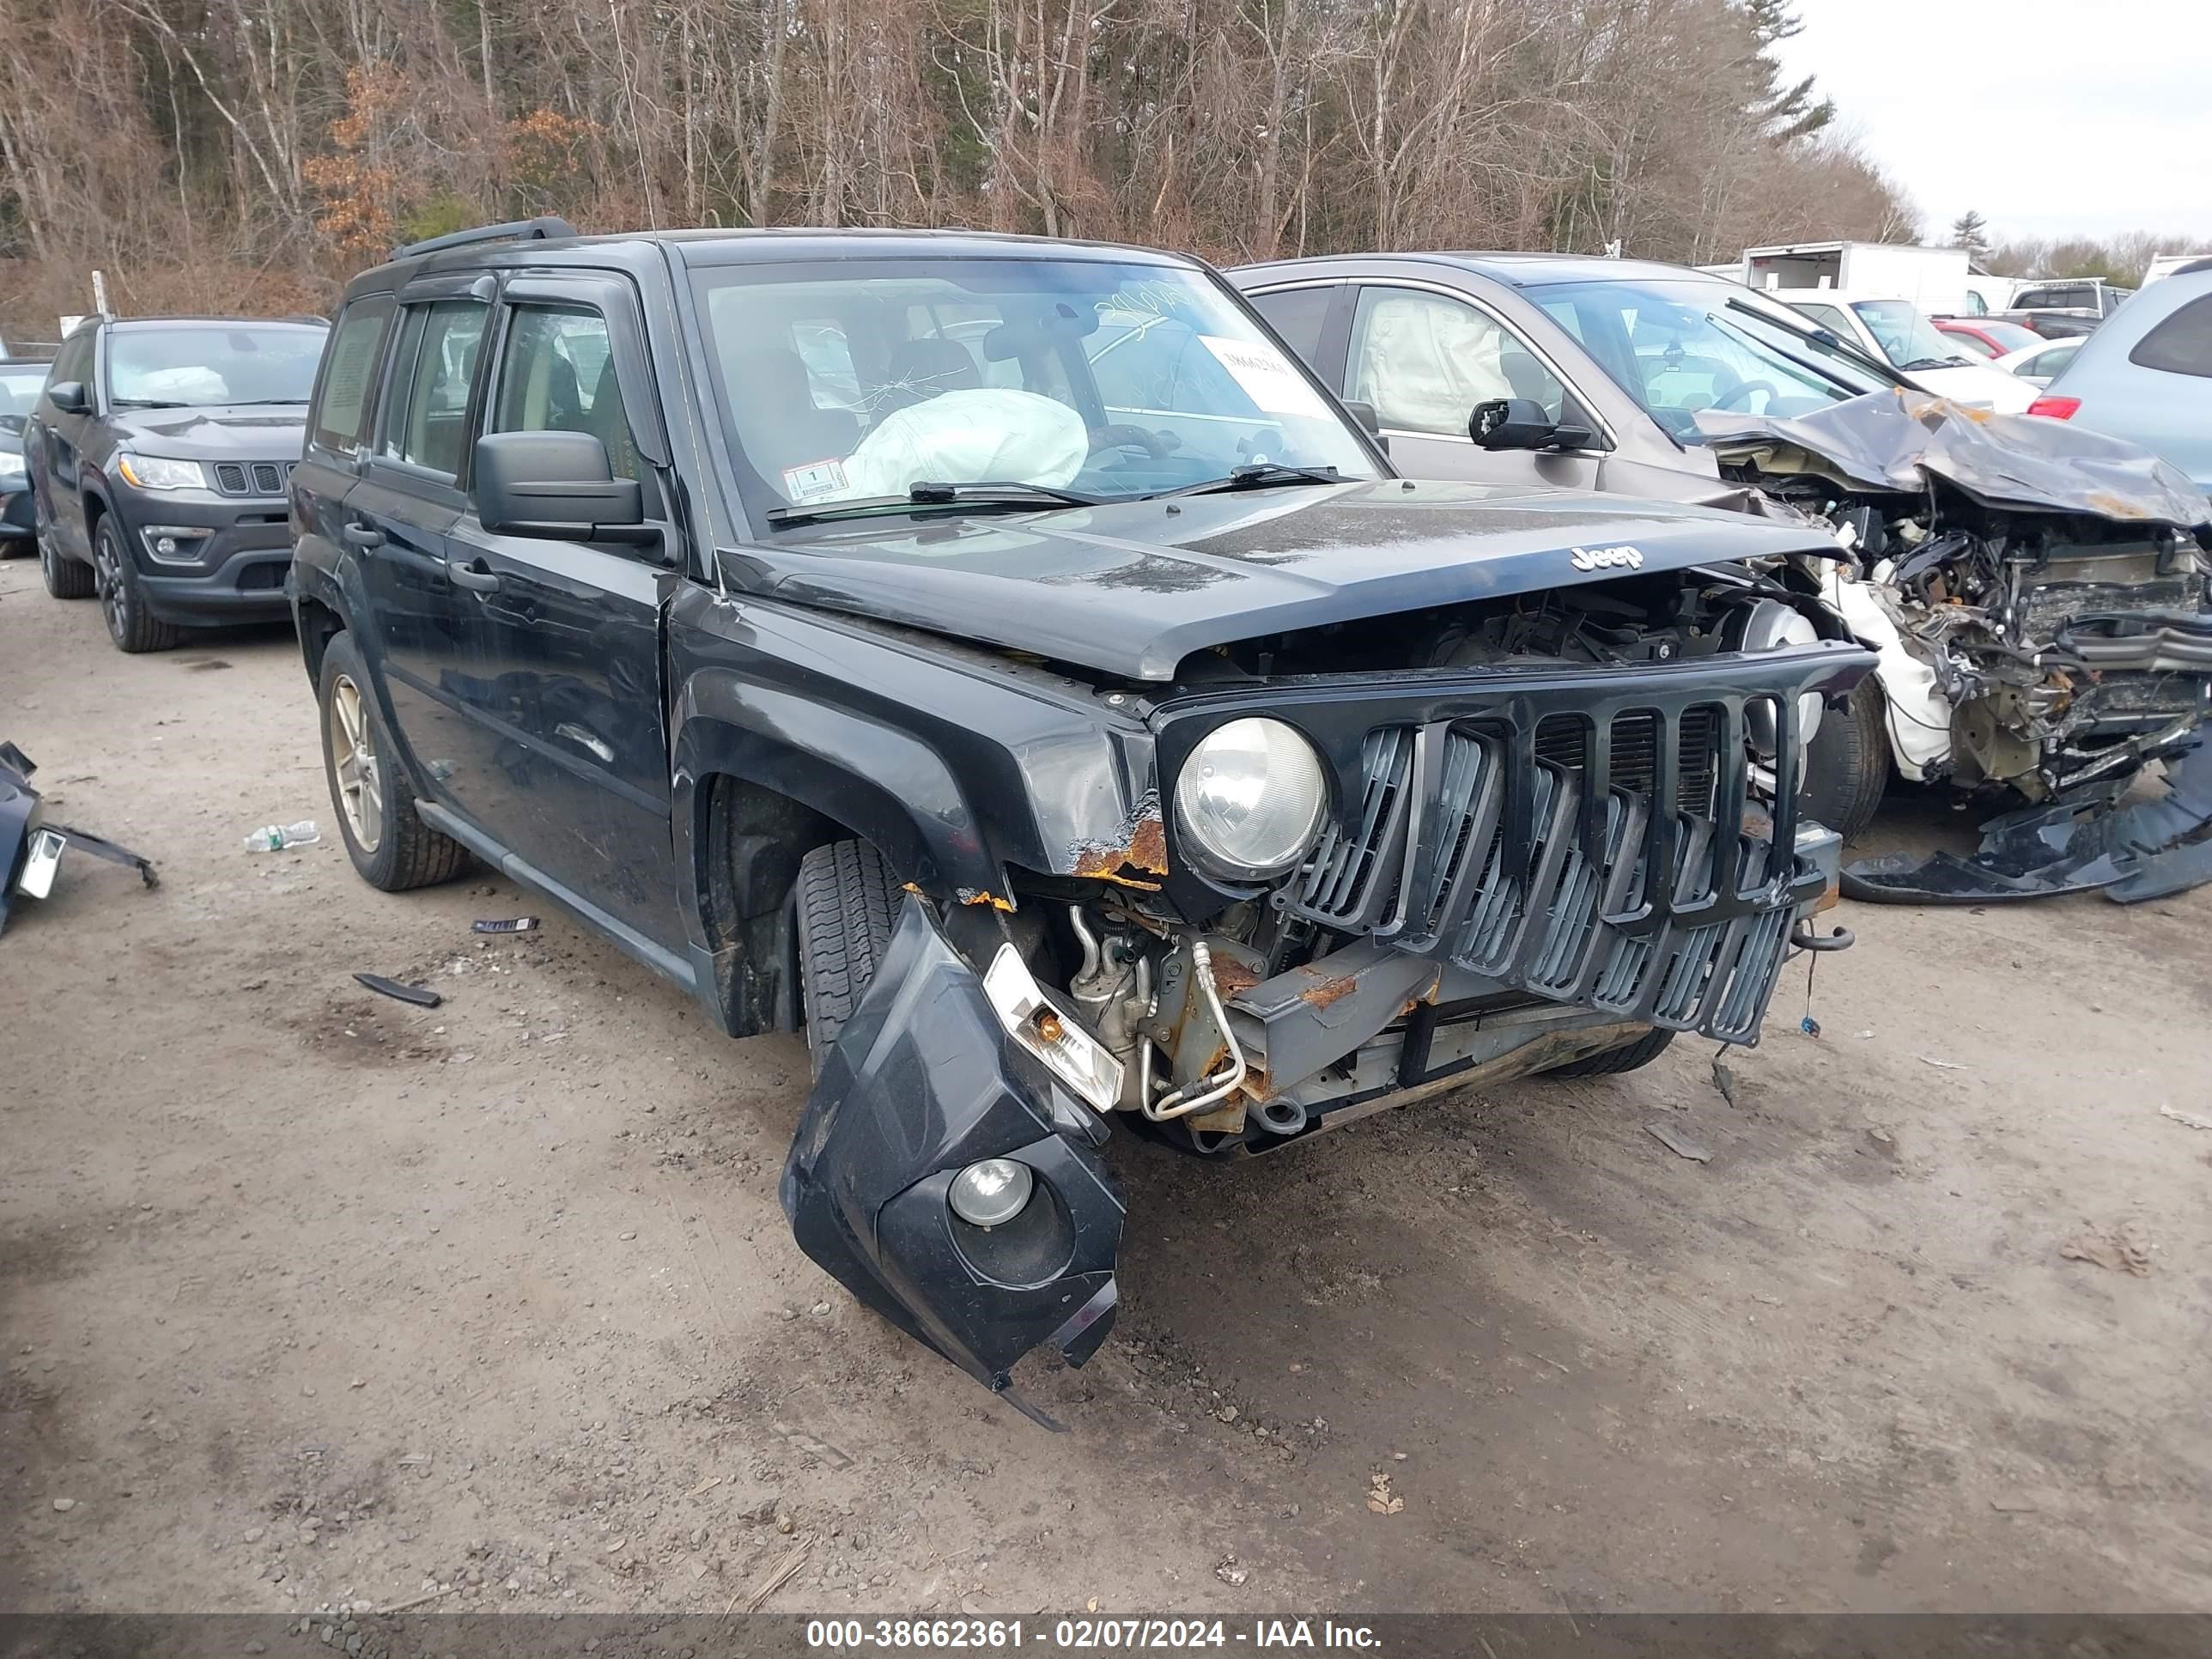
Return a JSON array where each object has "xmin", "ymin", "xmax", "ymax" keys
[
  {"xmin": 490, "ymin": 307, "xmax": 639, "ymax": 479},
  {"xmin": 1349, "ymin": 288, "xmax": 1564, "ymax": 435},
  {"xmin": 51, "ymin": 330, "xmax": 94, "ymax": 387},
  {"xmin": 382, "ymin": 301, "xmax": 486, "ymax": 477},
  {"xmin": 1792, "ymin": 301, "xmax": 1856, "ymax": 337},
  {"xmin": 0, "ymin": 365, "xmax": 47, "ymax": 427},
  {"xmin": 1946, "ymin": 330, "xmax": 1999, "ymax": 359},
  {"xmin": 2129, "ymin": 295, "xmax": 2212, "ymax": 378},
  {"xmin": 1850, "ymin": 301, "xmax": 1973, "ymax": 369},
  {"xmin": 1534, "ymin": 278, "xmax": 1885, "ymax": 442},
  {"xmin": 2033, "ymin": 342, "xmax": 2081, "ymax": 379},
  {"xmin": 106, "ymin": 325, "xmax": 325, "ymax": 408},
  {"xmin": 690, "ymin": 257, "xmax": 1376, "ymax": 514},
  {"xmin": 1247, "ymin": 287, "xmax": 1335, "ymax": 364},
  {"xmin": 312, "ymin": 298, "xmax": 393, "ymax": 451}
]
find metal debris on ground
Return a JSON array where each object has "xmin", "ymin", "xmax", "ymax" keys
[
  {"xmin": 472, "ymin": 917, "xmax": 540, "ymax": 934},
  {"xmin": 3, "ymin": 741, "xmax": 159, "ymax": 937},
  {"xmin": 2158, "ymin": 1105, "xmax": 2212, "ymax": 1132},
  {"xmin": 352, "ymin": 973, "xmax": 443, "ymax": 1008},
  {"xmin": 1710, "ymin": 1055, "xmax": 1739, "ymax": 1109},
  {"xmin": 2059, "ymin": 1221, "xmax": 2153, "ymax": 1276},
  {"xmin": 1917, "ymin": 1054, "xmax": 1970, "ymax": 1071},
  {"xmin": 1799, "ymin": 1014, "xmax": 1822, "ymax": 1038},
  {"xmin": 1646, "ymin": 1121, "xmax": 1714, "ymax": 1164}
]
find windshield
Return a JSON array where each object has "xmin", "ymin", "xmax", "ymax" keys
[
  {"xmin": 1534, "ymin": 277, "xmax": 1888, "ymax": 444},
  {"xmin": 0, "ymin": 366, "xmax": 47, "ymax": 433},
  {"xmin": 105, "ymin": 325, "xmax": 326, "ymax": 408},
  {"xmin": 689, "ymin": 256, "xmax": 1380, "ymax": 520},
  {"xmin": 1946, "ymin": 320, "xmax": 2041, "ymax": 358},
  {"xmin": 1850, "ymin": 301, "xmax": 1972, "ymax": 370}
]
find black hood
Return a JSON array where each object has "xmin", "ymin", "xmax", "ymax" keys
[
  {"xmin": 727, "ymin": 480, "xmax": 1844, "ymax": 681},
  {"xmin": 110, "ymin": 404, "xmax": 308, "ymax": 460}
]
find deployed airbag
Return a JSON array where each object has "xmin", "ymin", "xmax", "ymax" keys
[{"xmin": 839, "ymin": 388, "xmax": 1089, "ymax": 501}]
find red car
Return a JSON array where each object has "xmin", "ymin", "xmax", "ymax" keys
[{"xmin": 1935, "ymin": 318, "xmax": 2045, "ymax": 360}]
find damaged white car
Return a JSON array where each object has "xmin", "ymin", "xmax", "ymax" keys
[{"xmin": 1231, "ymin": 254, "xmax": 2212, "ymax": 901}]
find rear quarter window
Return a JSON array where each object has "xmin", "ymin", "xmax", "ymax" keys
[
  {"xmin": 311, "ymin": 297, "xmax": 395, "ymax": 452},
  {"xmin": 2127, "ymin": 295, "xmax": 2212, "ymax": 378}
]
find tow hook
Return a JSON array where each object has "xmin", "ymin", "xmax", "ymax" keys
[{"xmin": 1790, "ymin": 921, "xmax": 1854, "ymax": 953}]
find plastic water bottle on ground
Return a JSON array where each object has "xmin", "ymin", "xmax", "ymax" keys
[{"xmin": 244, "ymin": 820, "xmax": 321, "ymax": 853}]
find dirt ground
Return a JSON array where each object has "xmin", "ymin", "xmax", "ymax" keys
[{"xmin": 4, "ymin": 551, "xmax": 2210, "ymax": 1620}]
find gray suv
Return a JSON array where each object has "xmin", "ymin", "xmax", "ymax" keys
[{"xmin": 25, "ymin": 315, "xmax": 328, "ymax": 651}]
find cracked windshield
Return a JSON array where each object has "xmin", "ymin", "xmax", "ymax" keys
[{"xmin": 691, "ymin": 258, "xmax": 1381, "ymax": 514}]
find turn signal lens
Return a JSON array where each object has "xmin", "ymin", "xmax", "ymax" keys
[{"xmin": 2026, "ymin": 396, "xmax": 2080, "ymax": 420}]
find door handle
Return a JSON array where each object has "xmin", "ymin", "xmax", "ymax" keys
[
  {"xmin": 342, "ymin": 523, "xmax": 385, "ymax": 549},
  {"xmin": 448, "ymin": 557, "xmax": 502, "ymax": 593}
]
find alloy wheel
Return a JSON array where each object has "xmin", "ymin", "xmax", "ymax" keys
[
  {"xmin": 327, "ymin": 674, "xmax": 384, "ymax": 854},
  {"xmin": 94, "ymin": 529, "xmax": 127, "ymax": 643}
]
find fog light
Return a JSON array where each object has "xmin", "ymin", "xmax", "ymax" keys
[
  {"xmin": 948, "ymin": 1158, "xmax": 1033, "ymax": 1228},
  {"xmin": 141, "ymin": 525, "xmax": 212, "ymax": 565}
]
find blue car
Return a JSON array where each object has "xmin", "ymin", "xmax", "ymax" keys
[{"xmin": 2034, "ymin": 264, "xmax": 2212, "ymax": 489}]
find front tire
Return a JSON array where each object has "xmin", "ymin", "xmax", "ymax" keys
[
  {"xmin": 795, "ymin": 838, "xmax": 899, "ymax": 1074},
  {"xmin": 1799, "ymin": 678, "xmax": 1889, "ymax": 841},
  {"xmin": 318, "ymin": 630, "xmax": 470, "ymax": 892},
  {"xmin": 1541, "ymin": 1026, "xmax": 1675, "ymax": 1078},
  {"xmin": 93, "ymin": 515, "xmax": 181, "ymax": 653},
  {"xmin": 40, "ymin": 536, "xmax": 94, "ymax": 599}
]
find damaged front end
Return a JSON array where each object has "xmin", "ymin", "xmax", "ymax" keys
[
  {"xmin": 1, "ymin": 741, "xmax": 158, "ymax": 936},
  {"xmin": 783, "ymin": 576, "xmax": 1873, "ymax": 1412},
  {"xmin": 1698, "ymin": 392, "xmax": 2212, "ymax": 902}
]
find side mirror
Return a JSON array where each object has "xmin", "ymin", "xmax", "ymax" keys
[
  {"xmin": 48, "ymin": 381, "xmax": 89, "ymax": 416},
  {"xmin": 1470, "ymin": 397, "xmax": 1589, "ymax": 453},
  {"xmin": 1340, "ymin": 399, "xmax": 1389, "ymax": 456},
  {"xmin": 473, "ymin": 430, "xmax": 649, "ymax": 544}
]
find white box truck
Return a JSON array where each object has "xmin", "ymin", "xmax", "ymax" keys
[{"xmin": 1734, "ymin": 242, "xmax": 1972, "ymax": 314}]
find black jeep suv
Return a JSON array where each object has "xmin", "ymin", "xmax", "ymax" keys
[
  {"xmin": 291, "ymin": 218, "xmax": 1872, "ymax": 1415},
  {"xmin": 26, "ymin": 314, "xmax": 327, "ymax": 651}
]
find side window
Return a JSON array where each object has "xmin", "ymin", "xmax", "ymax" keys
[
  {"xmin": 1349, "ymin": 287, "xmax": 1565, "ymax": 436},
  {"xmin": 1795, "ymin": 302, "xmax": 1854, "ymax": 336},
  {"xmin": 2129, "ymin": 295, "xmax": 2212, "ymax": 378},
  {"xmin": 49, "ymin": 330, "xmax": 93, "ymax": 390},
  {"xmin": 310, "ymin": 297, "xmax": 394, "ymax": 453},
  {"xmin": 381, "ymin": 300, "xmax": 487, "ymax": 478},
  {"xmin": 489, "ymin": 307, "xmax": 640, "ymax": 479},
  {"xmin": 1246, "ymin": 287, "xmax": 1335, "ymax": 368},
  {"xmin": 1948, "ymin": 331, "xmax": 1998, "ymax": 359}
]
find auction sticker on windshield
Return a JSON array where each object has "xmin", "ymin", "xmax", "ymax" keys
[
  {"xmin": 783, "ymin": 457, "xmax": 852, "ymax": 501},
  {"xmin": 1196, "ymin": 335, "xmax": 1331, "ymax": 418}
]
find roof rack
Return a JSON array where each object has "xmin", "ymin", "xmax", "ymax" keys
[{"xmin": 392, "ymin": 216, "xmax": 579, "ymax": 262}]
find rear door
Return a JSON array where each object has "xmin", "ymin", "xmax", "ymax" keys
[
  {"xmin": 439, "ymin": 275, "xmax": 684, "ymax": 948},
  {"xmin": 1341, "ymin": 283, "xmax": 1601, "ymax": 489},
  {"xmin": 349, "ymin": 283, "xmax": 492, "ymax": 799}
]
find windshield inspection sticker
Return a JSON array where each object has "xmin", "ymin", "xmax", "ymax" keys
[
  {"xmin": 1196, "ymin": 334, "xmax": 1331, "ymax": 418},
  {"xmin": 781, "ymin": 457, "xmax": 851, "ymax": 502}
]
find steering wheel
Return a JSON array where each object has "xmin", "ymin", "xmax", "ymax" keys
[
  {"xmin": 1708, "ymin": 380, "xmax": 1780, "ymax": 413},
  {"xmin": 1088, "ymin": 422, "xmax": 1173, "ymax": 460}
]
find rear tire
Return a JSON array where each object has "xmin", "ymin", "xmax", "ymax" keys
[
  {"xmin": 318, "ymin": 630, "xmax": 471, "ymax": 892},
  {"xmin": 40, "ymin": 536, "xmax": 94, "ymax": 599},
  {"xmin": 94, "ymin": 515, "xmax": 182, "ymax": 653},
  {"xmin": 796, "ymin": 838, "xmax": 900, "ymax": 1074},
  {"xmin": 1540, "ymin": 1025, "xmax": 1675, "ymax": 1079},
  {"xmin": 1799, "ymin": 678, "xmax": 1889, "ymax": 841}
]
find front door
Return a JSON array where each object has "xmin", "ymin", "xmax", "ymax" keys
[
  {"xmin": 440, "ymin": 281, "xmax": 682, "ymax": 947},
  {"xmin": 1343, "ymin": 284, "xmax": 1603, "ymax": 493}
]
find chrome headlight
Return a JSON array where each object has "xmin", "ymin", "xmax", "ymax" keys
[
  {"xmin": 113, "ymin": 452, "xmax": 209, "ymax": 492},
  {"xmin": 1172, "ymin": 716, "xmax": 1328, "ymax": 879}
]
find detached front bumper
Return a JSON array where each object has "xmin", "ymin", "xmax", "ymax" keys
[{"xmin": 781, "ymin": 899, "xmax": 1124, "ymax": 1419}]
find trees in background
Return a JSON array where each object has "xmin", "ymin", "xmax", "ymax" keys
[
  {"xmin": 1984, "ymin": 230, "xmax": 2210, "ymax": 287},
  {"xmin": 0, "ymin": 0, "xmax": 1919, "ymax": 333}
]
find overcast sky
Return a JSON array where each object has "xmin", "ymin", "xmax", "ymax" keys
[{"xmin": 1774, "ymin": 0, "xmax": 2212, "ymax": 244}]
